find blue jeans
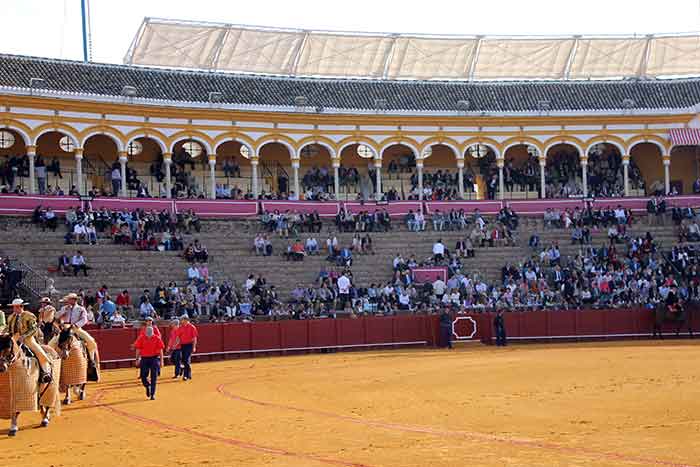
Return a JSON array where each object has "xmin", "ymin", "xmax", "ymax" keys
[
  {"xmin": 180, "ymin": 343, "xmax": 194, "ymax": 379},
  {"xmin": 140, "ymin": 356, "xmax": 160, "ymax": 396},
  {"xmin": 171, "ymin": 349, "xmax": 182, "ymax": 377}
]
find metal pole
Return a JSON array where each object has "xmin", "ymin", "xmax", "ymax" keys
[{"xmin": 81, "ymin": 0, "xmax": 89, "ymax": 62}]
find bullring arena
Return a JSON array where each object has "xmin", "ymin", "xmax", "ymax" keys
[
  {"xmin": 5, "ymin": 4, "xmax": 700, "ymax": 466},
  {"xmin": 3, "ymin": 341, "xmax": 700, "ymax": 467}
]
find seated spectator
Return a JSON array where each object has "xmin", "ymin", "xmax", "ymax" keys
[
  {"xmin": 254, "ymin": 233, "xmax": 265, "ymax": 256},
  {"xmin": 139, "ymin": 297, "xmax": 157, "ymax": 319},
  {"xmin": 305, "ymin": 236, "xmax": 319, "ymax": 255},
  {"xmin": 71, "ymin": 250, "xmax": 88, "ymax": 276},
  {"xmin": 193, "ymin": 240, "xmax": 208, "ymax": 262},
  {"xmin": 58, "ymin": 252, "xmax": 71, "ymax": 276},
  {"xmin": 110, "ymin": 309, "xmax": 126, "ymax": 327},
  {"xmin": 115, "ymin": 290, "xmax": 132, "ymax": 315},
  {"xmin": 291, "ymin": 239, "xmax": 305, "ymax": 261},
  {"xmin": 338, "ymin": 246, "xmax": 353, "ymax": 267},
  {"xmin": 187, "ymin": 263, "xmax": 201, "ymax": 282}
]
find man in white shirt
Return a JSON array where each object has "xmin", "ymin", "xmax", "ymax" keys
[
  {"xmin": 432, "ymin": 276, "xmax": 447, "ymax": 299},
  {"xmin": 415, "ymin": 212, "xmax": 426, "ymax": 231},
  {"xmin": 337, "ymin": 273, "xmax": 351, "ymax": 308},
  {"xmin": 305, "ymin": 237, "xmax": 318, "ymax": 255},
  {"xmin": 432, "ymin": 240, "xmax": 446, "ymax": 262},
  {"xmin": 73, "ymin": 223, "xmax": 87, "ymax": 243},
  {"xmin": 187, "ymin": 264, "xmax": 201, "ymax": 282},
  {"xmin": 71, "ymin": 251, "xmax": 88, "ymax": 276},
  {"xmin": 55, "ymin": 293, "xmax": 99, "ymax": 366}
]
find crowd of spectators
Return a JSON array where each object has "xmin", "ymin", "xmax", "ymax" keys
[{"xmin": 31, "ymin": 205, "xmax": 202, "ymax": 252}]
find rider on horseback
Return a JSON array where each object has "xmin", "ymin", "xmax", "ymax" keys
[
  {"xmin": 56, "ymin": 293, "xmax": 99, "ymax": 368},
  {"xmin": 6, "ymin": 298, "xmax": 53, "ymax": 383}
]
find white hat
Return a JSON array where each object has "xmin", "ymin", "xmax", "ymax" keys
[{"xmin": 9, "ymin": 298, "xmax": 28, "ymax": 307}]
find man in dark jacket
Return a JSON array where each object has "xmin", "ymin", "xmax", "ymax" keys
[{"xmin": 494, "ymin": 310, "xmax": 507, "ymax": 346}]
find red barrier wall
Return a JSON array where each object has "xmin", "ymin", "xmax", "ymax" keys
[{"xmin": 96, "ymin": 308, "xmax": 694, "ymax": 368}]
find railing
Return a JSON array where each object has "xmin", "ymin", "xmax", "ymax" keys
[{"xmin": 0, "ymin": 255, "xmax": 47, "ymax": 305}]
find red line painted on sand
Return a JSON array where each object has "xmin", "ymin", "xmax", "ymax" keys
[
  {"xmin": 93, "ymin": 390, "xmax": 371, "ymax": 467},
  {"xmin": 217, "ymin": 383, "xmax": 699, "ymax": 467}
]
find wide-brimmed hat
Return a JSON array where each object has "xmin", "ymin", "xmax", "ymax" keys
[
  {"xmin": 9, "ymin": 298, "xmax": 28, "ymax": 307},
  {"xmin": 63, "ymin": 293, "xmax": 79, "ymax": 301},
  {"xmin": 39, "ymin": 297, "xmax": 52, "ymax": 304}
]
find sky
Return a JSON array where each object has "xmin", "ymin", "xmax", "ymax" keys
[{"xmin": 2, "ymin": 0, "xmax": 700, "ymax": 64}]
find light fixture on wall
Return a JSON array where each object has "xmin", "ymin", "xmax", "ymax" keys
[
  {"xmin": 127, "ymin": 140, "xmax": 143, "ymax": 157},
  {"xmin": 122, "ymin": 85, "xmax": 138, "ymax": 97},
  {"xmin": 239, "ymin": 145, "xmax": 251, "ymax": 159},
  {"xmin": 357, "ymin": 144, "xmax": 374, "ymax": 159},
  {"xmin": 468, "ymin": 144, "xmax": 489, "ymax": 159}
]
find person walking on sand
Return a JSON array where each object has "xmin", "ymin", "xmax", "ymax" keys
[{"xmin": 134, "ymin": 322, "xmax": 165, "ymax": 400}]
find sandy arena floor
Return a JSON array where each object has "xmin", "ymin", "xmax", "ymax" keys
[{"xmin": 3, "ymin": 341, "xmax": 700, "ymax": 467}]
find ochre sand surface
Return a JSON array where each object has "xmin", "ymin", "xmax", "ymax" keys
[{"xmin": 3, "ymin": 341, "xmax": 700, "ymax": 467}]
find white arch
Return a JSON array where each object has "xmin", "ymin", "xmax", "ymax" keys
[
  {"xmin": 464, "ymin": 142, "xmax": 502, "ymax": 160},
  {"xmin": 0, "ymin": 126, "xmax": 30, "ymax": 146},
  {"xmin": 628, "ymin": 140, "xmax": 666, "ymax": 155},
  {"xmin": 81, "ymin": 131, "xmax": 125, "ymax": 152},
  {"xmin": 256, "ymin": 139, "xmax": 296, "ymax": 158},
  {"xmin": 171, "ymin": 137, "xmax": 213, "ymax": 155},
  {"xmin": 585, "ymin": 140, "xmax": 625, "ymax": 157},
  {"xmin": 544, "ymin": 141, "xmax": 583, "ymax": 157},
  {"xmin": 128, "ymin": 134, "xmax": 167, "ymax": 154},
  {"xmin": 298, "ymin": 141, "xmax": 337, "ymax": 159},
  {"xmin": 33, "ymin": 128, "xmax": 79, "ymax": 147},
  {"xmin": 215, "ymin": 138, "xmax": 254, "ymax": 156},
  {"xmin": 338, "ymin": 140, "xmax": 379, "ymax": 158},
  {"xmin": 424, "ymin": 141, "xmax": 460, "ymax": 159},
  {"xmin": 380, "ymin": 141, "xmax": 419, "ymax": 159}
]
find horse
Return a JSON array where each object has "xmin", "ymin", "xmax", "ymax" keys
[
  {"xmin": 0, "ymin": 334, "xmax": 62, "ymax": 436},
  {"xmin": 51, "ymin": 327, "xmax": 94, "ymax": 405},
  {"xmin": 652, "ymin": 302, "xmax": 693, "ymax": 338}
]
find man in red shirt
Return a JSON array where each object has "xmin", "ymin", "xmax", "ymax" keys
[
  {"xmin": 115, "ymin": 290, "xmax": 132, "ymax": 316},
  {"xmin": 175, "ymin": 315, "xmax": 198, "ymax": 381},
  {"xmin": 134, "ymin": 324, "xmax": 165, "ymax": 400},
  {"xmin": 166, "ymin": 318, "xmax": 182, "ymax": 379}
]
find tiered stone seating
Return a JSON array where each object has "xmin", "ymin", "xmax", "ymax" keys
[{"xmin": 0, "ymin": 214, "xmax": 685, "ymax": 302}]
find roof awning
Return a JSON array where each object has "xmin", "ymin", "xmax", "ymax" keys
[{"xmin": 670, "ymin": 128, "xmax": 700, "ymax": 146}]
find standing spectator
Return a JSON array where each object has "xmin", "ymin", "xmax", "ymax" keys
[
  {"xmin": 337, "ymin": 272, "xmax": 351, "ymax": 309},
  {"xmin": 494, "ymin": 309, "xmax": 507, "ymax": 346},
  {"xmin": 439, "ymin": 309, "xmax": 453, "ymax": 349},
  {"xmin": 35, "ymin": 156, "xmax": 47, "ymax": 194},
  {"xmin": 111, "ymin": 163, "xmax": 122, "ymax": 196}
]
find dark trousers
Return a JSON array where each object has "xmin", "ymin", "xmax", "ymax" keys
[
  {"xmin": 171, "ymin": 349, "xmax": 182, "ymax": 377},
  {"xmin": 73, "ymin": 264, "xmax": 88, "ymax": 276},
  {"xmin": 495, "ymin": 324, "xmax": 507, "ymax": 346},
  {"xmin": 440, "ymin": 325, "xmax": 453, "ymax": 349},
  {"xmin": 180, "ymin": 343, "xmax": 193, "ymax": 379},
  {"xmin": 140, "ymin": 356, "xmax": 160, "ymax": 396}
]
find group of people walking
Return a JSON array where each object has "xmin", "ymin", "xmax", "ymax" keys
[{"xmin": 134, "ymin": 315, "xmax": 198, "ymax": 400}]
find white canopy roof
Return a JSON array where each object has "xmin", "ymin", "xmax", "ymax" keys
[{"xmin": 125, "ymin": 18, "xmax": 700, "ymax": 80}]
